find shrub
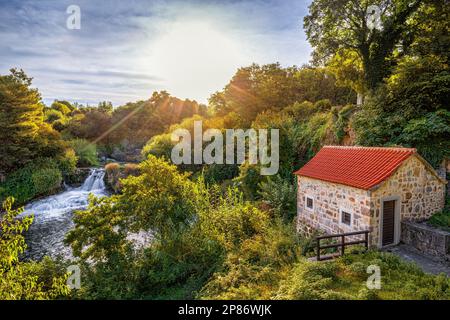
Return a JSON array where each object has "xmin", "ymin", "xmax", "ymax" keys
[
  {"xmin": 258, "ymin": 175, "xmax": 297, "ymax": 222},
  {"xmin": 45, "ymin": 109, "xmax": 64, "ymax": 123},
  {"xmin": 105, "ymin": 162, "xmax": 120, "ymax": 174},
  {"xmin": 428, "ymin": 196, "xmax": 450, "ymax": 231},
  {"xmin": 51, "ymin": 101, "xmax": 71, "ymax": 115},
  {"xmin": 123, "ymin": 163, "xmax": 139, "ymax": 176},
  {"xmin": 274, "ymin": 261, "xmax": 339, "ymax": 300},
  {"xmin": 31, "ymin": 168, "xmax": 62, "ymax": 196},
  {"xmin": 57, "ymin": 148, "xmax": 78, "ymax": 175},
  {"xmin": 282, "ymin": 101, "xmax": 315, "ymax": 121},
  {"xmin": 0, "ymin": 158, "xmax": 63, "ymax": 205},
  {"xmin": 0, "ymin": 197, "xmax": 70, "ymax": 299},
  {"xmin": 104, "ymin": 162, "xmax": 121, "ymax": 192},
  {"xmin": 202, "ymin": 164, "xmax": 239, "ymax": 184},
  {"xmin": 69, "ymin": 139, "xmax": 99, "ymax": 167},
  {"xmin": 141, "ymin": 133, "xmax": 173, "ymax": 160},
  {"xmin": 314, "ymin": 99, "xmax": 332, "ymax": 112}
]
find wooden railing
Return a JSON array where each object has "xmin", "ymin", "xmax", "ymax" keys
[{"xmin": 316, "ymin": 230, "xmax": 370, "ymax": 261}]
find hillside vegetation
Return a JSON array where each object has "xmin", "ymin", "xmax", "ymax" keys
[{"xmin": 0, "ymin": 0, "xmax": 448, "ymax": 300}]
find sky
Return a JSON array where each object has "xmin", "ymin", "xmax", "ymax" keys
[{"xmin": 0, "ymin": 0, "xmax": 313, "ymax": 106}]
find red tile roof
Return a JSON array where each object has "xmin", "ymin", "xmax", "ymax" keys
[{"xmin": 294, "ymin": 146, "xmax": 417, "ymax": 190}]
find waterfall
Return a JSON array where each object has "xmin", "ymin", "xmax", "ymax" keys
[
  {"xmin": 80, "ymin": 168, "xmax": 105, "ymax": 192},
  {"xmin": 20, "ymin": 168, "xmax": 108, "ymax": 261}
]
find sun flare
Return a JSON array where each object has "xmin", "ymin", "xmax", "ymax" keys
[{"xmin": 147, "ymin": 20, "xmax": 249, "ymax": 102}]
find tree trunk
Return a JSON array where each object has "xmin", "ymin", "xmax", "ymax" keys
[{"xmin": 357, "ymin": 92, "xmax": 364, "ymax": 106}]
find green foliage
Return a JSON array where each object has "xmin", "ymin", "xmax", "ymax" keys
[
  {"xmin": 353, "ymin": 56, "xmax": 450, "ymax": 167},
  {"xmin": 314, "ymin": 99, "xmax": 332, "ymax": 112},
  {"xmin": 51, "ymin": 101, "xmax": 71, "ymax": 115},
  {"xmin": 234, "ymin": 163, "xmax": 265, "ymax": 200},
  {"xmin": 141, "ymin": 133, "xmax": 173, "ymax": 160},
  {"xmin": 199, "ymin": 220, "xmax": 309, "ymax": 300},
  {"xmin": 45, "ymin": 109, "xmax": 64, "ymax": 123},
  {"xmin": 258, "ymin": 175, "xmax": 297, "ymax": 222},
  {"xmin": 274, "ymin": 261, "xmax": 340, "ymax": 300},
  {"xmin": 210, "ymin": 63, "xmax": 354, "ymax": 125},
  {"xmin": 283, "ymin": 101, "xmax": 315, "ymax": 121},
  {"xmin": 97, "ymin": 101, "xmax": 113, "ymax": 113},
  {"xmin": 333, "ymin": 104, "xmax": 355, "ymax": 142},
  {"xmin": 57, "ymin": 148, "xmax": 78, "ymax": 175},
  {"xmin": 0, "ymin": 197, "xmax": 69, "ymax": 299},
  {"xmin": 428, "ymin": 197, "xmax": 450, "ymax": 231},
  {"xmin": 69, "ymin": 139, "xmax": 99, "ymax": 167},
  {"xmin": 0, "ymin": 69, "xmax": 68, "ymax": 177},
  {"xmin": 0, "ymin": 158, "xmax": 63, "ymax": 205},
  {"xmin": 337, "ymin": 250, "xmax": 450, "ymax": 300},
  {"xmin": 202, "ymin": 164, "xmax": 239, "ymax": 185},
  {"xmin": 305, "ymin": 0, "xmax": 423, "ymax": 90},
  {"xmin": 66, "ymin": 156, "xmax": 199, "ymax": 260},
  {"xmin": 31, "ymin": 168, "xmax": 62, "ymax": 197},
  {"xmin": 65, "ymin": 92, "xmax": 205, "ymax": 155},
  {"xmin": 274, "ymin": 249, "xmax": 450, "ymax": 300}
]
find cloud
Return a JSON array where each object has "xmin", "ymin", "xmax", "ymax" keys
[{"xmin": 0, "ymin": 0, "xmax": 312, "ymax": 106}]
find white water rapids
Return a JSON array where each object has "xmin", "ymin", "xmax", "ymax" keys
[
  {"xmin": 19, "ymin": 168, "xmax": 153, "ymax": 261},
  {"xmin": 20, "ymin": 168, "xmax": 108, "ymax": 260}
]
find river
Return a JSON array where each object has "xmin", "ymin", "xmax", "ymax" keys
[{"xmin": 20, "ymin": 168, "xmax": 108, "ymax": 261}]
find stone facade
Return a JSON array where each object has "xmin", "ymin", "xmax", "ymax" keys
[
  {"xmin": 369, "ymin": 156, "xmax": 445, "ymax": 246},
  {"xmin": 297, "ymin": 155, "xmax": 446, "ymax": 247},
  {"xmin": 296, "ymin": 177, "xmax": 372, "ymax": 239}
]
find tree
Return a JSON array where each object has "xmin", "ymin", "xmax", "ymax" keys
[
  {"xmin": 327, "ymin": 49, "xmax": 365, "ymax": 104},
  {"xmin": 210, "ymin": 63, "xmax": 354, "ymax": 125},
  {"xmin": 304, "ymin": 0, "xmax": 424, "ymax": 91},
  {"xmin": 0, "ymin": 69, "xmax": 67, "ymax": 177},
  {"xmin": 98, "ymin": 101, "xmax": 113, "ymax": 113},
  {"xmin": 51, "ymin": 101, "xmax": 71, "ymax": 115},
  {"xmin": 353, "ymin": 55, "xmax": 450, "ymax": 167}
]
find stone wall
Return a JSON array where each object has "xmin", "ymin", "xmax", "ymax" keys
[
  {"xmin": 401, "ymin": 221, "xmax": 450, "ymax": 261},
  {"xmin": 296, "ymin": 176, "xmax": 372, "ymax": 241},
  {"xmin": 370, "ymin": 156, "xmax": 446, "ymax": 246}
]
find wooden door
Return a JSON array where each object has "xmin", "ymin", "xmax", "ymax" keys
[{"xmin": 382, "ymin": 200, "xmax": 396, "ymax": 246}]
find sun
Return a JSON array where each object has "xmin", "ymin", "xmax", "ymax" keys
[{"xmin": 148, "ymin": 20, "xmax": 249, "ymax": 102}]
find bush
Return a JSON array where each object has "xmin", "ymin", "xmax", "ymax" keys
[
  {"xmin": 105, "ymin": 162, "xmax": 120, "ymax": 174},
  {"xmin": 57, "ymin": 148, "xmax": 78, "ymax": 175},
  {"xmin": 0, "ymin": 198, "xmax": 70, "ymax": 299},
  {"xmin": 274, "ymin": 261, "xmax": 339, "ymax": 300},
  {"xmin": 123, "ymin": 163, "xmax": 139, "ymax": 176},
  {"xmin": 202, "ymin": 164, "xmax": 239, "ymax": 184},
  {"xmin": 31, "ymin": 168, "xmax": 62, "ymax": 196},
  {"xmin": 45, "ymin": 109, "xmax": 64, "ymax": 123},
  {"xmin": 428, "ymin": 196, "xmax": 450, "ymax": 231},
  {"xmin": 258, "ymin": 175, "xmax": 297, "ymax": 222},
  {"xmin": 282, "ymin": 101, "xmax": 315, "ymax": 121},
  {"xmin": 104, "ymin": 162, "xmax": 121, "ymax": 192},
  {"xmin": 314, "ymin": 99, "xmax": 332, "ymax": 112},
  {"xmin": 0, "ymin": 158, "xmax": 63, "ymax": 205},
  {"xmin": 51, "ymin": 101, "xmax": 71, "ymax": 115},
  {"xmin": 69, "ymin": 139, "xmax": 99, "ymax": 167},
  {"xmin": 141, "ymin": 133, "xmax": 173, "ymax": 160}
]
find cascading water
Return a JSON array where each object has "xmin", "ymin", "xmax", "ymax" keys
[{"xmin": 20, "ymin": 168, "xmax": 108, "ymax": 261}]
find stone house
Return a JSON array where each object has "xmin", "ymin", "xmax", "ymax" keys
[{"xmin": 295, "ymin": 146, "xmax": 446, "ymax": 247}]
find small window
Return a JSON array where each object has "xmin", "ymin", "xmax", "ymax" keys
[
  {"xmin": 305, "ymin": 196, "xmax": 314, "ymax": 210},
  {"xmin": 341, "ymin": 210, "xmax": 352, "ymax": 226}
]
